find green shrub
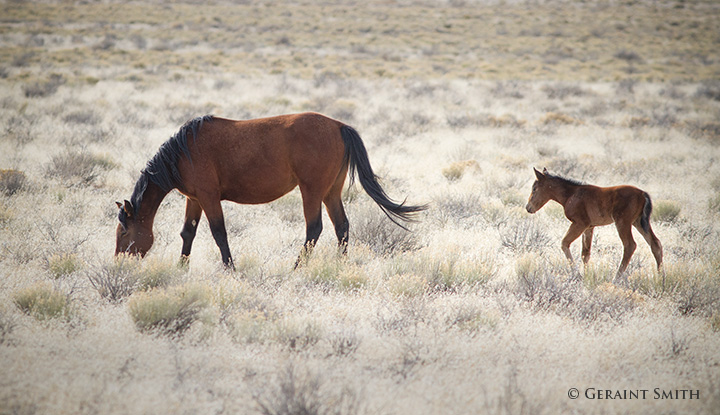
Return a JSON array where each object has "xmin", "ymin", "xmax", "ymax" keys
[
  {"xmin": 47, "ymin": 253, "xmax": 81, "ymax": 279},
  {"xmin": 652, "ymin": 200, "xmax": 681, "ymax": 223},
  {"xmin": 13, "ymin": 283, "xmax": 71, "ymax": 321},
  {"xmin": 128, "ymin": 284, "xmax": 212, "ymax": 336}
]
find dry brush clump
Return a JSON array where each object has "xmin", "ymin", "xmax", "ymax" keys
[
  {"xmin": 513, "ymin": 255, "xmax": 641, "ymax": 324},
  {"xmin": 88, "ymin": 256, "xmax": 180, "ymax": 303},
  {"xmin": 0, "ymin": 169, "xmax": 27, "ymax": 196},
  {"xmin": 350, "ymin": 203, "xmax": 422, "ymax": 256},
  {"xmin": 45, "ymin": 149, "xmax": 116, "ymax": 186},
  {"xmin": 254, "ymin": 364, "xmax": 365, "ymax": 415}
]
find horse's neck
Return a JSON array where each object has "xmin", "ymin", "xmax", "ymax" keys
[
  {"xmin": 136, "ymin": 181, "xmax": 169, "ymax": 228},
  {"xmin": 550, "ymin": 180, "xmax": 578, "ymax": 205}
]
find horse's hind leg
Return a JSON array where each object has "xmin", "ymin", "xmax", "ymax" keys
[
  {"xmin": 323, "ymin": 171, "xmax": 349, "ymax": 255},
  {"xmin": 198, "ymin": 196, "xmax": 234, "ymax": 270},
  {"xmin": 633, "ymin": 220, "xmax": 663, "ymax": 272},
  {"xmin": 179, "ymin": 197, "xmax": 203, "ymax": 266},
  {"xmin": 614, "ymin": 220, "xmax": 637, "ymax": 284},
  {"xmin": 295, "ymin": 187, "xmax": 324, "ymax": 269}
]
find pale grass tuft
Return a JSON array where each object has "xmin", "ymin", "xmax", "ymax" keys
[
  {"xmin": 301, "ymin": 253, "xmax": 367, "ymax": 292},
  {"xmin": 387, "ymin": 273, "xmax": 427, "ymax": 298},
  {"xmin": 442, "ymin": 159, "xmax": 480, "ymax": 182},
  {"xmin": 538, "ymin": 112, "xmax": 582, "ymax": 125},
  {"xmin": 272, "ymin": 318, "xmax": 322, "ymax": 351},
  {"xmin": 0, "ymin": 308, "xmax": 18, "ymax": 345},
  {"xmin": 227, "ymin": 310, "xmax": 268, "ymax": 344}
]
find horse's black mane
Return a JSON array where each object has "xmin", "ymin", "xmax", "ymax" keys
[
  {"xmin": 121, "ymin": 115, "xmax": 213, "ymax": 223},
  {"xmin": 545, "ymin": 171, "xmax": 585, "ymax": 186}
]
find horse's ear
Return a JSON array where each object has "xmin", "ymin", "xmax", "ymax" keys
[
  {"xmin": 116, "ymin": 201, "xmax": 123, "ymax": 209},
  {"xmin": 534, "ymin": 168, "xmax": 545, "ymax": 180},
  {"xmin": 542, "ymin": 167, "xmax": 549, "ymax": 175},
  {"xmin": 123, "ymin": 200, "xmax": 134, "ymax": 217}
]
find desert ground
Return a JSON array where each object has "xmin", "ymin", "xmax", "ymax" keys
[{"xmin": 1, "ymin": 0, "xmax": 719, "ymax": 414}]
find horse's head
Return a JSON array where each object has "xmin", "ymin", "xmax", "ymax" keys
[
  {"xmin": 526, "ymin": 167, "xmax": 552, "ymax": 214},
  {"xmin": 115, "ymin": 200, "xmax": 154, "ymax": 257}
]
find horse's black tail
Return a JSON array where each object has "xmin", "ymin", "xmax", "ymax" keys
[
  {"xmin": 640, "ymin": 192, "xmax": 653, "ymax": 233},
  {"xmin": 340, "ymin": 125, "xmax": 427, "ymax": 229}
]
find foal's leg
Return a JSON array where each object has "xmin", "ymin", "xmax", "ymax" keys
[
  {"xmin": 561, "ymin": 222, "xmax": 587, "ymax": 264},
  {"xmin": 581, "ymin": 227, "xmax": 594, "ymax": 265},
  {"xmin": 613, "ymin": 219, "xmax": 637, "ymax": 284},
  {"xmin": 199, "ymin": 197, "xmax": 234, "ymax": 270},
  {"xmin": 562, "ymin": 222, "xmax": 587, "ymax": 280},
  {"xmin": 295, "ymin": 187, "xmax": 324, "ymax": 269},
  {"xmin": 179, "ymin": 197, "xmax": 203, "ymax": 266},
  {"xmin": 633, "ymin": 220, "xmax": 664, "ymax": 272}
]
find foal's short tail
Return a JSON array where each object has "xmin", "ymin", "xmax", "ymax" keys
[
  {"xmin": 640, "ymin": 192, "xmax": 653, "ymax": 233},
  {"xmin": 340, "ymin": 125, "xmax": 427, "ymax": 229}
]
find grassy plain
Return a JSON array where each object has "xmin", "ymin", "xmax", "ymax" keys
[{"xmin": 1, "ymin": 0, "xmax": 720, "ymax": 414}]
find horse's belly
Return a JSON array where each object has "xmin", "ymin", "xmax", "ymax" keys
[{"xmin": 222, "ymin": 182, "xmax": 297, "ymax": 205}]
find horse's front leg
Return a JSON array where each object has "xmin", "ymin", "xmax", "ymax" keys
[
  {"xmin": 562, "ymin": 222, "xmax": 587, "ymax": 280},
  {"xmin": 179, "ymin": 197, "xmax": 203, "ymax": 267}
]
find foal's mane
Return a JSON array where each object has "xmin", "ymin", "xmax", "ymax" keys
[
  {"xmin": 545, "ymin": 171, "xmax": 585, "ymax": 187},
  {"xmin": 125, "ymin": 115, "xmax": 213, "ymax": 218}
]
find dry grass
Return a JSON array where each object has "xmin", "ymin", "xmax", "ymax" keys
[{"xmin": 1, "ymin": 1, "xmax": 719, "ymax": 414}]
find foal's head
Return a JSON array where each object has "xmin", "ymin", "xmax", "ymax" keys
[
  {"xmin": 115, "ymin": 200, "xmax": 154, "ymax": 257},
  {"xmin": 526, "ymin": 167, "xmax": 552, "ymax": 214}
]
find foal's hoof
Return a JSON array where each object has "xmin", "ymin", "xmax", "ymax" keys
[{"xmin": 178, "ymin": 255, "xmax": 190, "ymax": 268}]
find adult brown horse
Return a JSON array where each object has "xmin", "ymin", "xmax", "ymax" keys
[
  {"xmin": 115, "ymin": 113, "xmax": 426, "ymax": 269},
  {"xmin": 525, "ymin": 168, "xmax": 663, "ymax": 283}
]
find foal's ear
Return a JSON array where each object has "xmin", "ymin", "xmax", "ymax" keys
[
  {"xmin": 122, "ymin": 200, "xmax": 134, "ymax": 217},
  {"xmin": 534, "ymin": 167, "xmax": 545, "ymax": 180}
]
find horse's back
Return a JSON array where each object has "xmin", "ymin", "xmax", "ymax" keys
[{"xmin": 179, "ymin": 113, "xmax": 347, "ymax": 204}]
